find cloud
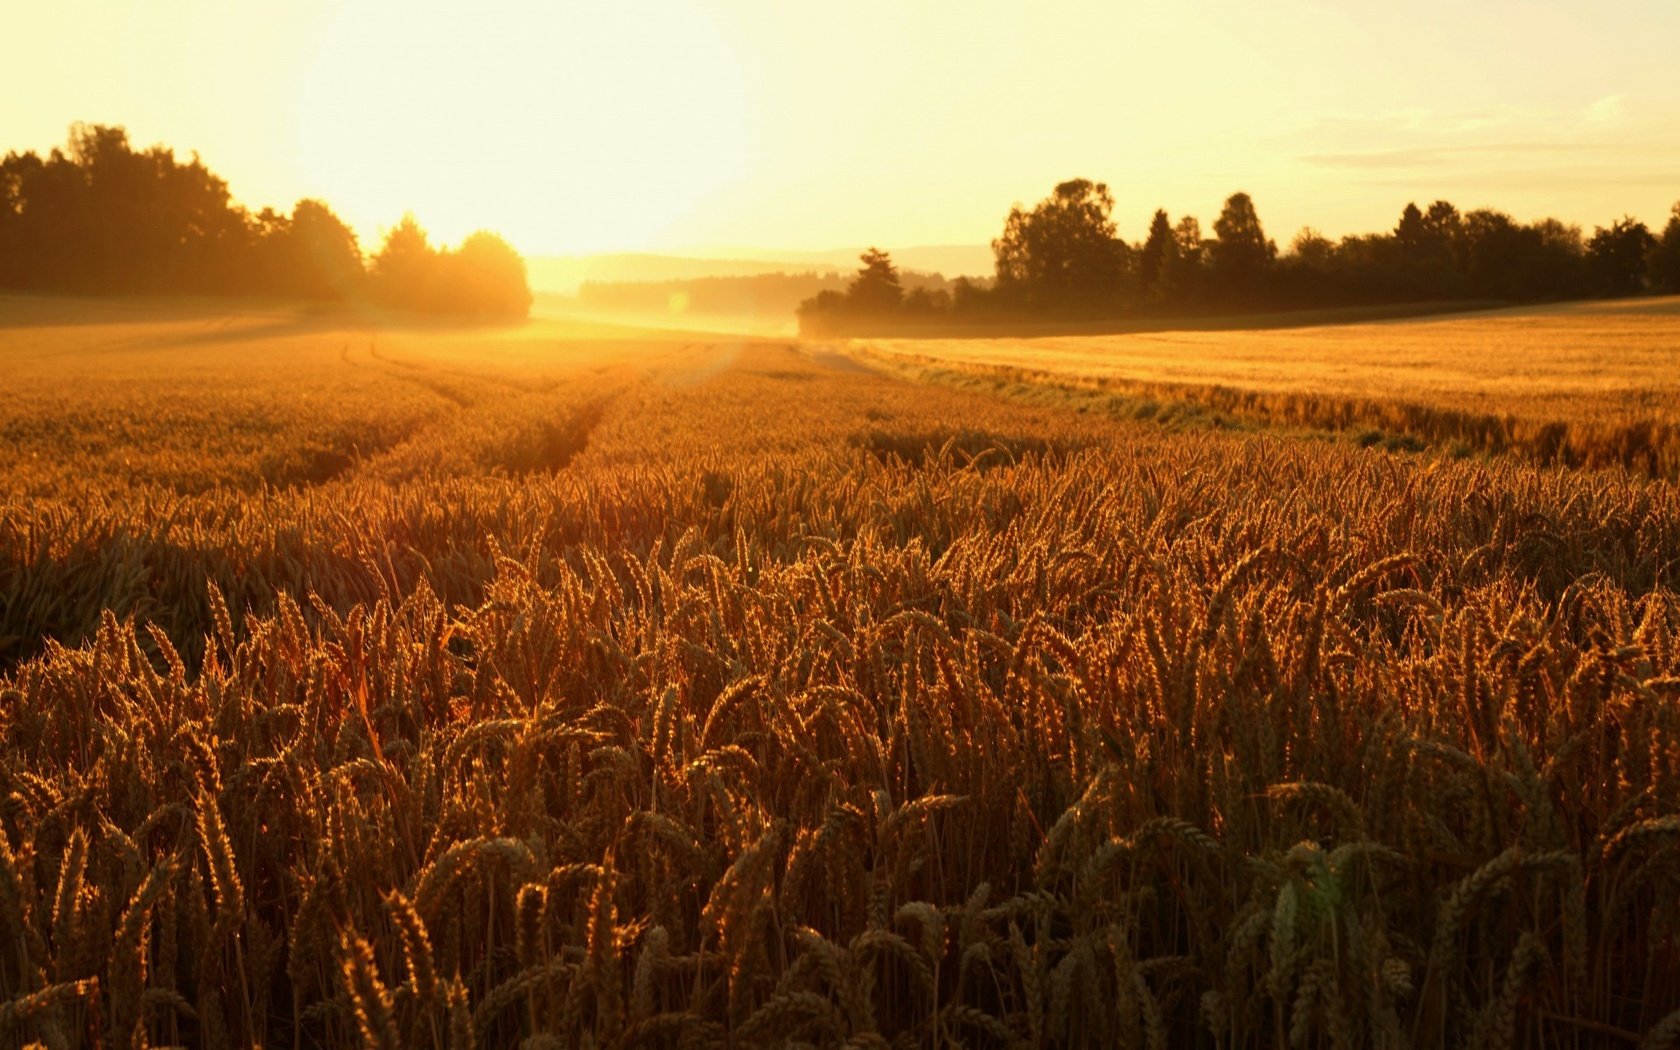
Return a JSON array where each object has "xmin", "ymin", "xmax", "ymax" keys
[
  {"xmin": 1585, "ymin": 94, "xmax": 1627, "ymax": 125},
  {"xmin": 1360, "ymin": 167, "xmax": 1680, "ymax": 193},
  {"xmin": 1301, "ymin": 139, "xmax": 1678, "ymax": 172},
  {"xmin": 1287, "ymin": 96, "xmax": 1680, "ymax": 181},
  {"xmin": 1300, "ymin": 147, "xmax": 1447, "ymax": 170}
]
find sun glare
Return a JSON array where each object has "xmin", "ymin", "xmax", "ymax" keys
[{"xmin": 293, "ymin": 1, "xmax": 749, "ymax": 255}]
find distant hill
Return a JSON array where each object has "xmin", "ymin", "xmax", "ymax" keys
[
  {"xmin": 711, "ymin": 245, "xmax": 995, "ymax": 281},
  {"xmin": 526, "ymin": 245, "xmax": 993, "ymax": 294},
  {"xmin": 530, "ymin": 267, "xmax": 980, "ymax": 339},
  {"xmin": 526, "ymin": 254, "xmax": 842, "ymax": 294}
]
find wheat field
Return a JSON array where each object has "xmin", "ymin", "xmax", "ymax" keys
[
  {"xmin": 2, "ymin": 294, "xmax": 1678, "ymax": 1048},
  {"xmin": 854, "ymin": 298, "xmax": 1680, "ymax": 482}
]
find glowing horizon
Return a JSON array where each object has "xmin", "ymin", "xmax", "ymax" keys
[{"xmin": 5, "ymin": 0, "xmax": 1679, "ymax": 259}]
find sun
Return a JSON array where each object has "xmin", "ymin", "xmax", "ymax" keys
[{"xmin": 293, "ymin": 1, "xmax": 749, "ymax": 255}]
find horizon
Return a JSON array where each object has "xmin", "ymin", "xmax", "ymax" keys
[{"xmin": 7, "ymin": 1, "xmax": 1680, "ymax": 259}]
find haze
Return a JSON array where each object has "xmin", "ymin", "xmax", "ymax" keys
[{"xmin": 5, "ymin": 0, "xmax": 1679, "ymax": 257}]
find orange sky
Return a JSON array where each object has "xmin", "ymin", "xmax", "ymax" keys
[{"xmin": 4, "ymin": 0, "xmax": 1679, "ymax": 258}]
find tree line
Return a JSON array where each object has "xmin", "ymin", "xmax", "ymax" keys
[
  {"xmin": 577, "ymin": 265, "xmax": 965, "ymax": 323},
  {"xmin": 0, "ymin": 124, "xmax": 532, "ymax": 318},
  {"xmin": 799, "ymin": 178, "xmax": 1680, "ymax": 334}
]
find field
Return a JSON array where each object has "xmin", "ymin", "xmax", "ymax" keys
[
  {"xmin": 2, "ymin": 293, "xmax": 1679, "ymax": 1048},
  {"xmin": 855, "ymin": 298, "xmax": 1680, "ymax": 481}
]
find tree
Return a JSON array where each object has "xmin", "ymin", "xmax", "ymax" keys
[
  {"xmin": 1586, "ymin": 217, "xmax": 1654, "ymax": 296},
  {"xmin": 992, "ymin": 178, "xmax": 1128, "ymax": 312},
  {"xmin": 903, "ymin": 285, "xmax": 952, "ymax": 314},
  {"xmin": 1422, "ymin": 200, "xmax": 1462, "ymax": 255},
  {"xmin": 1411, "ymin": 200, "xmax": 1468, "ymax": 297},
  {"xmin": 1647, "ymin": 202, "xmax": 1680, "ymax": 294},
  {"xmin": 371, "ymin": 213, "xmax": 438, "ymax": 310},
  {"xmin": 1160, "ymin": 215, "xmax": 1206, "ymax": 301},
  {"xmin": 795, "ymin": 249, "xmax": 933, "ymax": 334},
  {"xmin": 847, "ymin": 247, "xmax": 904, "ymax": 313},
  {"xmin": 1460, "ymin": 210, "xmax": 1525, "ymax": 299},
  {"xmin": 1273, "ymin": 228, "xmax": 1343, "ymax": 306},
  {"xmin": 253, "ymin": 199, "xmax": 365, "ymax": 300},
  {"xmin": 951, "ymin": 276, "xmax": 991, "ymax": 314},
  {"xmin": 368, "ymin": 220, "xmax": 532, "ymax": 318},
  {"xmin": 1138, "ymin": 208, "xmax": 1175, "ymax": 297},
  {"xmin": 1290, "ymin": 228, "xmax": 1336, "ymax": 267},
  {"xmin": 1173, "ymin": 216, "xmax": 1203, "ymax": 259},
  {"xmin": 0, "ymin": 122, "xmax": 525, "ymax": 314},
  {"xmin": 1526, "ymin": 218, "xmax": 1588, "ymax": 299},
  {"xmin": 1394, "ymin": 203, "xmax": 1427, "ymax": 255},
  {"xmin": 1209, "ymin": 191, "xmax": 1274, "ymax": 299},
  {"xmin": 441, "ymin": 230, "xmax": 533, "ymax": 318},
  {"xmin": 1459, "ymin": 211, "xmax": 1586, "ymax": 301},
  {"xmin": 1378, "ymin": 200, "xmax": 1467, "ymax": 300},
  {"xmin": 287, "ymin": 199, "xmax": 364, "ymax": 300},
  {"xmin": 13, "ymin": 123, "xmax": 252, "ymax": 294},
  {"xmin": 0, "ymin": 149, "xmax": 54, "ymax": 288},
  {"xmin": 795, "ymin": 289, "xmax": 847, "ymax": 334}
]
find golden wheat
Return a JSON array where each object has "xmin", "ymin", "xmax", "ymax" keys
[{"xmin": 0, "ymin": 295, "xmax": 1676, "ymax": 1046}]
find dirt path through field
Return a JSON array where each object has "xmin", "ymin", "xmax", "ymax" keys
[{"xmin": 802, "ymin": 343, "xmax": 882, "ymax": 376}]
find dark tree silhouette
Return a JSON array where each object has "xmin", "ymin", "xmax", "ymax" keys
[
  {"xmin": 367, "ymin": 218, "xmax": 532, "ymax": 318},
  {"xmin": 1164, "ymin": 215, "xmax": 1206, "ymax": 301},
  {"xmin": 1394, "ymin": 203, "xmax": 1427, "ymax": 255},
  {"xmin": 252, "ymin": 199, "xmax": 365, "ymax": 301},
  {"xmin": 1433, "ymin": 211, "xmax": 1584, "ymax": 301},
  {"xmin": 903, "ymin": 285, "xmax": 952, "ymax": 314},
  {"xmin": 1586, "ymin": 217, "xmax": 1656, "ymax": 296},
  {"xmin": 795, "ymin": 250, "xmax": 976, "ymax": 334},
  {"xmin": 796, "ymin": 289, "xmax": 847, "ymax": 331},
  {"xmin": 0, "ymin": 123, "xmax": 531, "ymax": 318},
  {"xmin": 848, "ymin": 247, "xmax": 905, "ymax": 313},
  {"xmin": 1209, "ymin": 192, "xmax": 1274, "ymax": 299},
  {"xmin": 950, "ymin": 276, "xmax": 991, "ymax": 315},
  {"xmin": 83, "ymin": 124, "xmax": 253, "ymax": 293},
  {"xmin": 797, "ymin": 175, "xmax": 1671, "ymax": 335},
  {"xmin": 440, "ymin": 231, "xmax": 534, "ymax": 318},
  {"xmin": 1138, "ymin": 209, "xmax": 1175, "ymax": 298},
  {"xmin": 1372, "ymin": 201, "xmax": 1462, "ymax": 299},
  {"xmin": 1644, "ymin": 202, "xmax": 1680, "ymax": 294},
  {"xmin": 0, "ymin": 150, "xmax": 51, "ymax": 288},
  {"xmin": 1422, "ymin": 201, "xmax": 1463, "ymax": 256},
  {"xmin": 286, "ymin": 200, "xmax": 365, "ymax": 300},
  {"xmin": 992, "ymin": 179, "xmax": 1129, "ymax": 312},
  {"xmin": 1290, "ymin": 228, "xmax": 1336, "ymax": 267},
  {"xmin": 371, "ymin": 213, "xmax": 435, "ymax": 309},
  {"xmin": 1535, "ymin": 219, "xmax": 1590, "ymax": 296},
  {"xmin": 1461, "ymin": 210, "xmax": 1532, "ymax": 300},
  {"xmin": 1273, "ymin": 227, "xmax": 1340, "ymax": 307},
  {"xmin": 0, "ymin": 124, "xmax": 248, "ymax": 294}
]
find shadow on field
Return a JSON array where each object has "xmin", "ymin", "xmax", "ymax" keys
[
  {"xmin": 499, "ymin": 398, "xmax": 611, "ymax": 476},
  {"xmin": 852, "ymin": 426, "xmax": 1086, "ymax": 469}
]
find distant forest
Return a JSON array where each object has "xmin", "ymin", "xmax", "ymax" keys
[
  {"xmin": 0, "ymin": 124, "xmax": 532, "ymax": 318},
  {"xmin": 578, "ymin": 269, "xmax": 970, "ymax": 321},
  {"xmin": 800, "ymin": 179, "xmax": 1680, "ymax": 335}
]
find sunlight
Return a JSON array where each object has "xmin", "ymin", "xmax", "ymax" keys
[{"xmin": 293, "ymin": 0, "xmax": 749, "ymax": 254}]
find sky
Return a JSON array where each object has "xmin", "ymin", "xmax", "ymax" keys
[{"xmin": 4, "ymin": 0, "xmax": 1679, "ymax": 260}]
